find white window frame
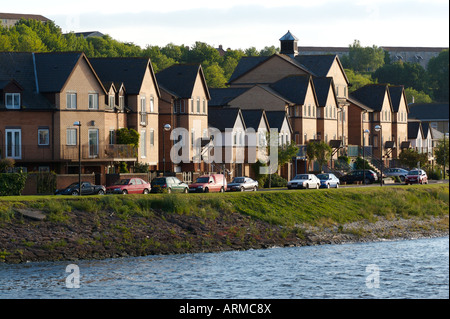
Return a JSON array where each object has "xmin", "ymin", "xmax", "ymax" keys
[
  {"xmin": 5, "ymin": 93, "xmax": 20, "ymax": 109},
  {"xmin": 38, "ymin": 128, "xmax": 50, "ymax": 146},
  {"xmin": 89, "ymin": 93, "xmax": 99, "ymax": 110},
  {"xmin": 5, "ymin": 129, "xmax": 22, "ymax": 159},
  {"xmin": 66, "ymin": 93, "xmax": 77, "ymax": 109},
  {"xmin": 66, "ymin": 128, "xmax": 77, "ymax": 146}
]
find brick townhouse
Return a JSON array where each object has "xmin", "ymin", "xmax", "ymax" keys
[{"xmin": 0, "ymin": 52, "xmax": 135, "ymax": 176}]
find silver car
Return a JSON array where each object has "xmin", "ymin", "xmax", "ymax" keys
[
  {"xmin": 227, "ymin": 177, "xmax": 258, "ymax": 192},
  {"xmin": 384, "ymin": 168, "xmax": 409, "ymax": 181},
  {"xmin": 287, "ymin": 174, "xmax": 320, "ymax": 189}
]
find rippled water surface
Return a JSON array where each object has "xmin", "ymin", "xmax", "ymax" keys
[{"xmin": 0, "ymin": 237, "xmax": 448, "ymax": 299}]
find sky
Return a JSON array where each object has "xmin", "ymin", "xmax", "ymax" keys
[{"xmin": 2, "ymin": 0, "xmax": 449, "ymax": 50}]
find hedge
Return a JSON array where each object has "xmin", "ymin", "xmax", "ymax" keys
[{"xmin": 0, "ymin": 173, "xmax": 27, "ymax": 196}]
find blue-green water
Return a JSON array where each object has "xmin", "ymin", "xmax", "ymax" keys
[{"xmin": 0, "ymin": 237, "xmax": 448, "ymax": 299}]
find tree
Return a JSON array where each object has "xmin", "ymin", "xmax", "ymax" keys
[
  {"xmin": 404, "ymin": 88, "xmax": 432, "ymax": 104},
  {"xmin": 399, "ymin": 149, "xmax": 429, "ymax": 170},
  {"xmin": 345, "ymin": 69, "xmax": 375, "ymax": 93},
  {"xmin": 434, "ymin": 138, "xmax": 449, "ymax": 169},
  {"xmin": 116, "ymin": 128, "xmax": 140, "ymax": 148},
  {"xmin": 278, "ymin": 142, "xmax": 299, "ymax": 167},
  {"xmin": 306, "ymin": 141, "xmax": 332, "ymax": 172},
  {"xmin": 427, "ymin": 49, "xmax": 449, "ymax": 102},
  {"xmin": 203, "ymin": 62, "xmax": 227, "ymax": 88},
  {"xmin": 345, "ymin": 40, "xmax": 385, "ymax": 72}
]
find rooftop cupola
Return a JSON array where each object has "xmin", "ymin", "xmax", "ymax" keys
[{"xmin": 279, "ymin": 30, "xmax": 299, "ymax": 58}]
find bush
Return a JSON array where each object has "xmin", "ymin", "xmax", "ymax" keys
[
  {"xmin": 264, "ymin": 174, "xmax": 287, "ymax": 188},
  {"xmin": 0, "ymin": 173, "xmax": 27, "ymax": 196},
  {"xmin": 427, "ymin": 168, "xmax": 443, "ymax": 180}
]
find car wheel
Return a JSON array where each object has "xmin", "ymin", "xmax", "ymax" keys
[
  {"xmin": 122, "ymin": 189, "xmax": 128, "ymax": 195},
  {"xmin": 336, "ymin": 183, "xmax": 339, "ymax": 188},
  {"xmin": 326, "ymin": 183, "xmax": 330, "ymax": 189},
  {"xmin": 240, "ymin": 187, "xmax": 245, "ymax": 192},
  {"xmin": 184, "ymin": 188, "xmax": 189, "ymax": 194},
  {"xmin": 253, "ymin": 186, "xmax": 257, "ymax": 192},
  {"xmin": 71, "ymin": 191, "xmax": 79, "ymax": 196},
  {"xmin": 220, "ymin": 187, "xmax": 225, "ymax": 193},
  {"xmin": 167, "ymin": 188, "xmax": 172, "ymax": 194},
  {"xmin": 143, "ymin": 189, "xmax": 149, "ymax": 194},
  {"xmin": 316, "ymin": 183, "xmax": 319, "ymax": 189},
  {"xmin": 364, "ymin": 178, "xmax": 370, "ymax": 185},
  {"xmin": 97, "ymin": 190, "xmax": 105, "ymax": 195},
  {"xmin": 204, "ymin": 187, "xmax": 209, "ymax": 193}
]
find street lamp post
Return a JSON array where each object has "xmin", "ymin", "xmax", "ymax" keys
[
  {"xmin": 162, "ymin": 124, "xmax": 171, "ymax": 176},
  {"xmin": 73, "ymin": 121, "xmax": 82, "ymax": 195},
  {"xmin": 363, "ymin": 129, "xmax": 370, "ymax": 185},
  {"xmin": 374, "ymin": 125, "xmax": 383, "ymax": 187}
]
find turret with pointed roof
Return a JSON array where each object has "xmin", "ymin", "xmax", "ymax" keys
[{"xmin": 279, "ymin": 30, "xmax": 299, "ymax": 58}]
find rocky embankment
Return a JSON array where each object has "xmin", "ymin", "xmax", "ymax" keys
[{"xmin": 1, "ymin": 207, "xmax": 448, "ymax": 264}]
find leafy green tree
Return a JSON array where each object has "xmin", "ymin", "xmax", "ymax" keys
[
  {"xmin": 427, "ymin": 49, "xmax": 449, "ymax": 102},
  {"xmin": 278, "ymin": 142, "xmax": 299, "ymax": 167},
  {"xmin": 244, "ymin": 47, "xmax": 259, "ymax": 57},
  {"xmin": 345, "ymin": 69, "xmax": 375, "ymax": 93},
  {"xmin": 260, "ymin": 46, "xmax": 278, "ymax": 56},
  {"xmin": 404, "ymin": 87, "xmax": 432, "ymax": 104},
  {"xmin": 434, "ymin": 138, "xmax": 449, "ymax": 169},
  {"xmin": 306, "ymin": 141, "xmax": 332, "ymax": 172},
  {"xmin": 345, "ymin": 40, "xmax": 385, "ymax": 72},
  {"xmin": 203, "ymin": 62, "xmax": 227, "ymax": 88},
  {"xmin": 116, "ymin": 128, "xmax": 140, "ymax": 148},
  {"xmin": 399, "ymin": 148, "xmax": 429, "ymax": 170}
]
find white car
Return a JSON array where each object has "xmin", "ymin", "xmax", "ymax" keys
[{"xmin": 287, "ymin": 174, "xmax": 321, "ymax": 189}]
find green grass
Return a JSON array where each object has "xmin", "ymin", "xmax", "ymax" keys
[{"xmin": 0, "ymin": 184, "xmax": 448, "ymax": 228}]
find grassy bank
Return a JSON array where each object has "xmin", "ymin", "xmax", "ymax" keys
[{"xmin": 0, "ymin": 184, "xmax": 448, "ymax": 263}]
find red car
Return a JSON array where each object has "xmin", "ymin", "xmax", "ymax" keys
[
  {"xmin": 405, "ymin": 169, "xmax": 428, "ymax": 185},
  {"xmin": 106, "ymin": 178, "xmax": 151, "ymax": 194}
]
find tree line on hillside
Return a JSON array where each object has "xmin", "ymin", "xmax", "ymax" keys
[{"xmin": 1, "ymin": 19, "xmax": 448, "ymax": 102}]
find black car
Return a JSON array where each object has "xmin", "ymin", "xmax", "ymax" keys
[
  {"xmin": 55, "ymin": 181, "xmax": 106, "ymax": 195},
  {"xmin": 339, "ymin": 170, "xmax": 378, "ymax": 184},
  {"xmin": 227, "ymin": 177, "xmax": 258, "ymax": 192}
]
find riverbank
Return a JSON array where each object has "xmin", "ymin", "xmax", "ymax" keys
[{"xmin": 0, "ymin": 184, "xmax": 448, "ymax": 264}]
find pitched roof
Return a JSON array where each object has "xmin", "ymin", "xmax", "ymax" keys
[
  {"xmin": 407, "ymin": 120, "xmax": 423, "ymax": 140},
  {"xmin": 388, "ymin": 85, "xmax": 408, "ymax": 113},
  {"xmin": 270, "ymin": 75, "xmax": 316, "ymax": 105},
  {"xmin": 0, "ymin": 12, "xmax": 50, "ymax": 21},
  {"xmin": 265, "ymin": 111, "xmax": 292, "ymax": 133},
  {"xmin": 156, "ymin": 64, "xmax": 210, "ymax": 100},
  {"xmin": 228, "ymin": 56, "xmax": 270, "ymax": 83},
  {"xmin": 280, "ymin": 30, "xmax": 299, "ymax": 41},
  {"xmin": 241, "ymin": 109, "xmax": 268, "ymax": 131},
  {"xmin": 90, "ymin": 57, "xmax": 158, "ymax": 96},
  {"xmin": 312, "ymin": 77, "xmax": 338, "ymax": 107},
  {"xmin": 208, "ymin": 107, "xmax": 245, "ymax": 132},
  {"xmin": 209, "ymin": 87, "xmax": 249, "ymax": 107},
  {"xmin": 408, "ymin": 103, "xmax": 449, "ymax": 121},
  {"xmin": 350, "ymin": 84, "xmax": 392, "ymax": 112},
  {"xmin": 34, "ymin": 52, "xmax": 85, "ymax": 93}
]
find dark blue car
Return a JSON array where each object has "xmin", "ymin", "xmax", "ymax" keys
[{"xmin": 317, "ymin": 173, "xmax": 340, "ymax": 188}]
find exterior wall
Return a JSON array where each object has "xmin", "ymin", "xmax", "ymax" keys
[
  {"xmin": 230, "ymin": 56, "xmax": 308, "ymax": 87},
  {"xmin": 327, "ymin": 59, "xmax": 348, "ymax": 99},
  {"xmin": 371, "ymin": 92, "xmax": 393, "ymax": 159},
  {"xmin": 317, "ymin": 87, "xmax": 339, "ymax": 144},
  {"xmin": 392, "ymin": 96, "xmax": 409, "ymax": 158}
]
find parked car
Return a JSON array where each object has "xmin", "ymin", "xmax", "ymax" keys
[
  {"xmin": 55, "ymin": 181, "xmax": 106, "ymax": 195},
  {"xmin": 339, "ymin": 170, "xmax": 378, "ymax": 184},
  {"xmin": 405, "ymin": 169, "xmax": 428, "ymax": 185},
  {"xmin": 287, "ymin": 174, "xmax": 320, "ymax": 189},
  {"xmin": 316, "ymin": 173, "xmax": 340, "ymax": 189},
  {"xmin": 189, "ymin": 174, "xmax": 227, "ymax": 193},
  {"xmin": 105, "ymin": 178, "xmax": 151, "ymax": 194},
  {"xmin": 384, "ymin": 168, "xmax": 409, "ymax": 181},
  {"xmin": 227, "ymin": 177, "xmax": 258, "ymax": 192},
  {"xmin": 151, "ymin": 176, "xmax": 189, "ymax": 193}
]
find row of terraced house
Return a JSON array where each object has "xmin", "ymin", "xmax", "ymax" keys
[{"xmin": 0, "ymin": 31, "xmax": 447, "ymax": 192}]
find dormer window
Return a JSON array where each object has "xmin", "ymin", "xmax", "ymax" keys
[{"xmin": 5, "ymin": 93, "xmax": 20, "ymax": 109}]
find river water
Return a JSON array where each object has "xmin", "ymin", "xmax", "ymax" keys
[{"xmin": 0, "ymin": 236, "xmax": 448, "ymax": 299}]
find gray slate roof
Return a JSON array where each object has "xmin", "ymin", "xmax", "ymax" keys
[
  {"xmin": 208, "ymin": 107, "xmax": 244, "ymax": 132},
  {"xmin": 241, "ymin": 109, "xmax": 267, "ymax": 131},
  {"xmin": 209, "ymin": 87, "xmax": 249, "ymax": 106},
  {"xmin": 350, "ymin": 84, "xmax": 392, "ymax": 112},
  {"xmin": 269, "ymin": 75, "xmax": 313, "ymax": 105},
  {"xmin": 90, "ymin": 57, "xmax": 153, "ymax": 95},
  {"xmin": 388, "ymin": 85, "xmax": 407, "ymax": 113},
  {"xmin": 265, "ymin": 110, "xmax": 292, "ymax": 133},
  {"xmin": 408, "ymin": 103, "xmax": 449, "ymax": 121}
]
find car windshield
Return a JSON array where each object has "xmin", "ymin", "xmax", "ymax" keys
[
  {"xmin": 232, "ymin": 178, "xmax": 245, "ymax": 183},
  {"xmin": 195, "ymin": 177, "xmax": 210, "ymax": 183},
  {"xmin": 294, "ymin": 175, "xmax": 309, "ymax": 180},
  {"xmin": 408, "ymin": 171, "xmax": 420, "ymax": 175},
  {"xmin": 67, "ymin": 183, "xmax": 79, "ymax": 188},
  {"xmin": 114, "ymin": 179, "xmax": 130, "ymax": 185},
  {"xmin": 317, "ymin": 174, "xmax": 329, "ymax": 180}
]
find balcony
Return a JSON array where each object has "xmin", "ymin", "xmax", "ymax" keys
[
  {"xmin": 62, "ymin": 144, "xmax": 138, "ymax": 162},
  {"xmin": 0, "ymin": 144, "xmax": 138, "ymax": 163}
]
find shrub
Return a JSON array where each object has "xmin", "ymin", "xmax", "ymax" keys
[
  {"xmin": 0, "ymin": 173, "xmax": 27, "ymax": 196},
  {"xmin": 264, "ymin": 174, "xmax": 287, "ymax": 188}
]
